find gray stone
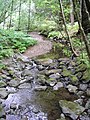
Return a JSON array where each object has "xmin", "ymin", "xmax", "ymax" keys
[
  {"xmin": 79, "ymin": 84, "xmax": 88, "ymax": 91},
  {"xmin": 18, "ymin": 83, "xmax": 31, "ymax": 89},
  {"xmin": 53, "ymin": 82, "xmax": 63, "ymax": 90},
  {"xmin": 85, "ymin": 99, "xmax": 90, "ymax": 109},
  {"xmin": 67, "ymin": 84, "xmax": 78, "ymax": 93},
  {"xmin": 74, "ymin": 99, "xmax": 83, "ymax": 106},
  {"xmin": 6, "ymin": 86, "xmax": 17, "ymax": 93},
  {"xmin": 8, "ymin": 79, "xmax": 20, "ymax": 87},
  {"xmin": 0, "ymin": 88, "xmax": 8, "ymax": 98},
  {"xmin": 49, "ymin": 73, "xmax": 60, "ymax": 79},
  {"xmin": 86, "ymin": 88, "xmax": 90, "ymax": 97},
  {"xmin": 34, "ymin": 85, "xmax": 47, "ymax": 91},
  {"xmin": 59, "ymin": 100, "xmax": 85, "ymax": 120}
]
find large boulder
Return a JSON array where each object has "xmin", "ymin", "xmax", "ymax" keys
[{"xmin": 59, "ymin": 100, "xmax": 85, "ymax": 120}]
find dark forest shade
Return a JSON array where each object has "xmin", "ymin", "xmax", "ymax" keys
[{"xmin": 81, "ymin": 0, "xmax": 90, "ymax": 33}]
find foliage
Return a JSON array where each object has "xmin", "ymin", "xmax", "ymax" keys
[{"xmin": 0, "ymin": 29, "xmax": 37, "ymax": 59}]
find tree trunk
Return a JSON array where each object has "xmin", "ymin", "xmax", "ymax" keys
[
  {"xmin": 28, "ymin": 0, "xmax": 31, "ymax": 31},
  {"xmin": 18, "ymin": 0, "xmax": 22, "ymax": 30},
  {"xmin": 70, "ymin": 0, "xmax": 74, "ymax": 25},
  {"xmin": 58, "ymin": 0, "xmax": 78, "ymax": 57},
  {"xmin": 81, "ymin": 0, "xmax": 90, "ymax": 33},
  {"xmin": 72, "ymin": 0, "xmax": 90, "ymax": 61},
  {"xmin": 9, "ymin": 0, "xmax": 14, "ymax": 29}
]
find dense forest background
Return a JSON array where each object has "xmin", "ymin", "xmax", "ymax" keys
[{"xmin": 0, "ymin": 0, "xmax": 90, "ymax": 69}]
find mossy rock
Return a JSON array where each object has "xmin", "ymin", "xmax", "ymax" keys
[
  {"xmin": 0, "ymin": 80, "xmax": 7, "ymax": 87},
  {"xmin": 62, "ymin": 68, "xmax": 71, "ymax": 77},
  {"xmin": 75, "ymin": 63, "xmax": 87, "ymax": 73},
  {"xmin": 81, "ymin": 70, "xmax": 90, "ymax": 83},
  {"xmin": 59, "ymin": 100, "xmax": 85, "ymax": 119},
  {"xmin": 70, "ymin": 75, "xmax": 78, "ymax": 84}
]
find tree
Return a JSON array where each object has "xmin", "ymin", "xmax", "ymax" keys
[
  {"xmin": 58, "ymin": 0, "xmax": 78, "ymax": 56},
  {"xmin": 70, "ymin": 0, "xmax": 74, "ymax": 25},
  {"xmin": 81, "ymin": 0, "xmax": 90, "ymax": 33}
]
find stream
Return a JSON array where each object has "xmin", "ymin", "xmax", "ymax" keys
[{"xmin": 0, "ymin": 33, "xmax": 90, "ymax": 120}]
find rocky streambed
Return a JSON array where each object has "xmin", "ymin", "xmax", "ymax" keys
[{"xmin": 0, "ymin": 53, "xmax": 90, "ymax": 120}]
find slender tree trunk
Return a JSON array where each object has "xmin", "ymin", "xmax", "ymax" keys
[
  {"xmin": 70, "ymin": 0, "xmax": 74, "ymax": 25},
  {"xmin": 58, "ymin": 0, "xmax": 78, "ymax": 56},
  {"xmin": 72, "ymin": 0, "xmax": 90, "ymax": 60},
  {"xmin": 18, "ymin": 0, "xmax": 22, "ymax": 30},
  {"xmin": 28, "ymin": 0, "xmax": 31, "ymax": 31},
  {"xmin": 9, "ymin": 0, "xmax": 14, "ymax": 29}
]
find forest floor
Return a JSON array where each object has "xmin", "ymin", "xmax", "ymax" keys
[{"xmin": 23, "ymin": 32, "xmax": 52, "ymax": 58}]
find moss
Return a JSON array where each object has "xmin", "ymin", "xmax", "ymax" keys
[
  {"xmin": 62, "ymin": 68, "xmax": 71, "ymax": 77},
  {"xmin": 70, "ymin": 75, "xmax": 78, "ymax": 84},
  {"xmin": 59, "ymin": 100, "xmax": 85, "ymax": 115}
]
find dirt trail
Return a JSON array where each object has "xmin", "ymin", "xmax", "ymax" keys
[{"xmin": 23, "ymin": 32, "xmax": 52, "ymax": 58}]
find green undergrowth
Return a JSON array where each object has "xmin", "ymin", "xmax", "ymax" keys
[{"xmin": 0, "ymin": 29, "xmax": 37, "ymax": 59}]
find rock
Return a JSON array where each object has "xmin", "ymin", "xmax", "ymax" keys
[
  {"xmin": 34, "ymin": 85, "xmax": 47, "ymax": 91},
  {"xmin": 0, "ymin": 104, "xmax": 5, "ymax": 118},
  {"xmin": 86, "ymin": 88, "xmax": 90, "ymax": 97},
  {"xmin": 18, "ymin": 83, "xmax": 31, "ymax": 89},
  {"xmin": 0, "ymin": 88, "xmax": 8, "ymax": 98},
  {"xmin": 45, "ymin": 69, "xmax": 62, "ymax": 76},
  {"xmin": 6, "ymin": 86, "xmax": 17, "ymax": 93},
  {"xmin": 75, "ymin": 63, "xmax": 87, "ymax": 73},
  {"xmin": 49, "ymin": 73, "xmax": 61, "ymax": 79},
  {"xmin": 37, "ymin": 65, "xmax": 45, "ymax": 71},
  {"xmin": 53, "ymin": 82, "xmax": 63, "ymax": 90},
  {"xmin": 0, "ymin": 80, "xmax": 7, "ymax": 87},
  {"xmin": 36, "ymin": 58, "xmax": 53, "ymax": 66},
  {"xmin": 70, "ymin": 75, "xmax": 78, "ymax": 85},
  {"xmin": 22, "ymin": 69, "xmax": 32, "ymax": 76},
  {"xmin": 49, "ymin": 81, "xmax": 56, "ymax": 87},
  {"xmin": 81, "ymin": 70, "xmax": 90, "ymax": 83},
  {"xmin": 67, "ymin": 84, "xmax": 78, "ymax": 93},
  {"xmin": 7, "ymin": 79, "xmax": 20, "ymax": 87},
  {"xmin": 85, "ymin": 99, "xmax": 90, "ymax": 109},
  {"xmin": 62, "ymin": 68, "xmax": 71, "ymax": 77},
  {"xmin": 74, "ymin": 99, "xmax": 83, "ymax": 106},
  {"xmin": 79, "ymin": 84, "xmax": 88, "ymax": 91},
  {"xmin": 20, "ymin": 77, "xmax": 33, "ymax": 84},
  {"xmin": 59, "ymin": 100, "xmax": 85, "ymax": 120}
]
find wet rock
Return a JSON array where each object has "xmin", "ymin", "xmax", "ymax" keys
[
  {"xmin": 79, "ymin": 115, "xmax": 90, "ymax": 120},
  {"xmin": 0, "ymin": 80, "xmax": 7, "ymax": 87},
  {"xmin": 20, "ymin": 77, "xmax": 33, "ymax": 84},
  {"xmin": 53, "ymin": 82, "xmax": 63, "ymax": 90},
  {"xmin": 32, "ymin": 107, "xmax": 39, "ymax": 113},
  {"xmin": 34, "ymin": 85, "xmax": 47, "ymax": 91},
  {"xmin": 86, "ymin": 88, "xmax": 90, "ymax": 97},
  {"xmin": 18, "ymin": 83, "xmax": 31, "ymax": 89},
  {"xmin": 7, "ymin": 79, "xmax": 20, "ymax": 87},
  {"xmin": 49, "ymin": 73, "xmax": 61, "ymax": 79},
  {"xmin": 85, "ymin": 99, "xmax": 90, "ymax": 109},
  {"xmin": 6, "ymin": 115, "xmax": 21, "ymax": 120},
  {"xmin": 59, "ymin": 100, "xmax": 85, "ymax": 120},
  {"xmin": 67, "ymin": 84, "xmax": 78, "ymax": 93},
  {"xmin": 77, "ymin": 91, "xmax": 84, "ymax": 96},
  {"xmin": 37, "ymin": 65, "xmax": 45, "ymax": 71},
  {"xmin": 74, "ymin": 99, "xmax": 83, "ymax": 106},
  {"xmin": 0, "ymin": 88, "xmax": 8, "ymax": 99},
  {"xmin": 79, "ymin": 84, "xmax": 88, "ymax": 91},
  {"xmin": 22, "ymin": 69, "xmax": 32, "ymax": 76},
  {"xmin": 6, "ymin": 86, "xmax": 17, "ymax": 93}
]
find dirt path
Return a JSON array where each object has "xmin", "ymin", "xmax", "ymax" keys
[{"xmin": 23, "ymin": 32, "xmax": 52, "ymax": 58}]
